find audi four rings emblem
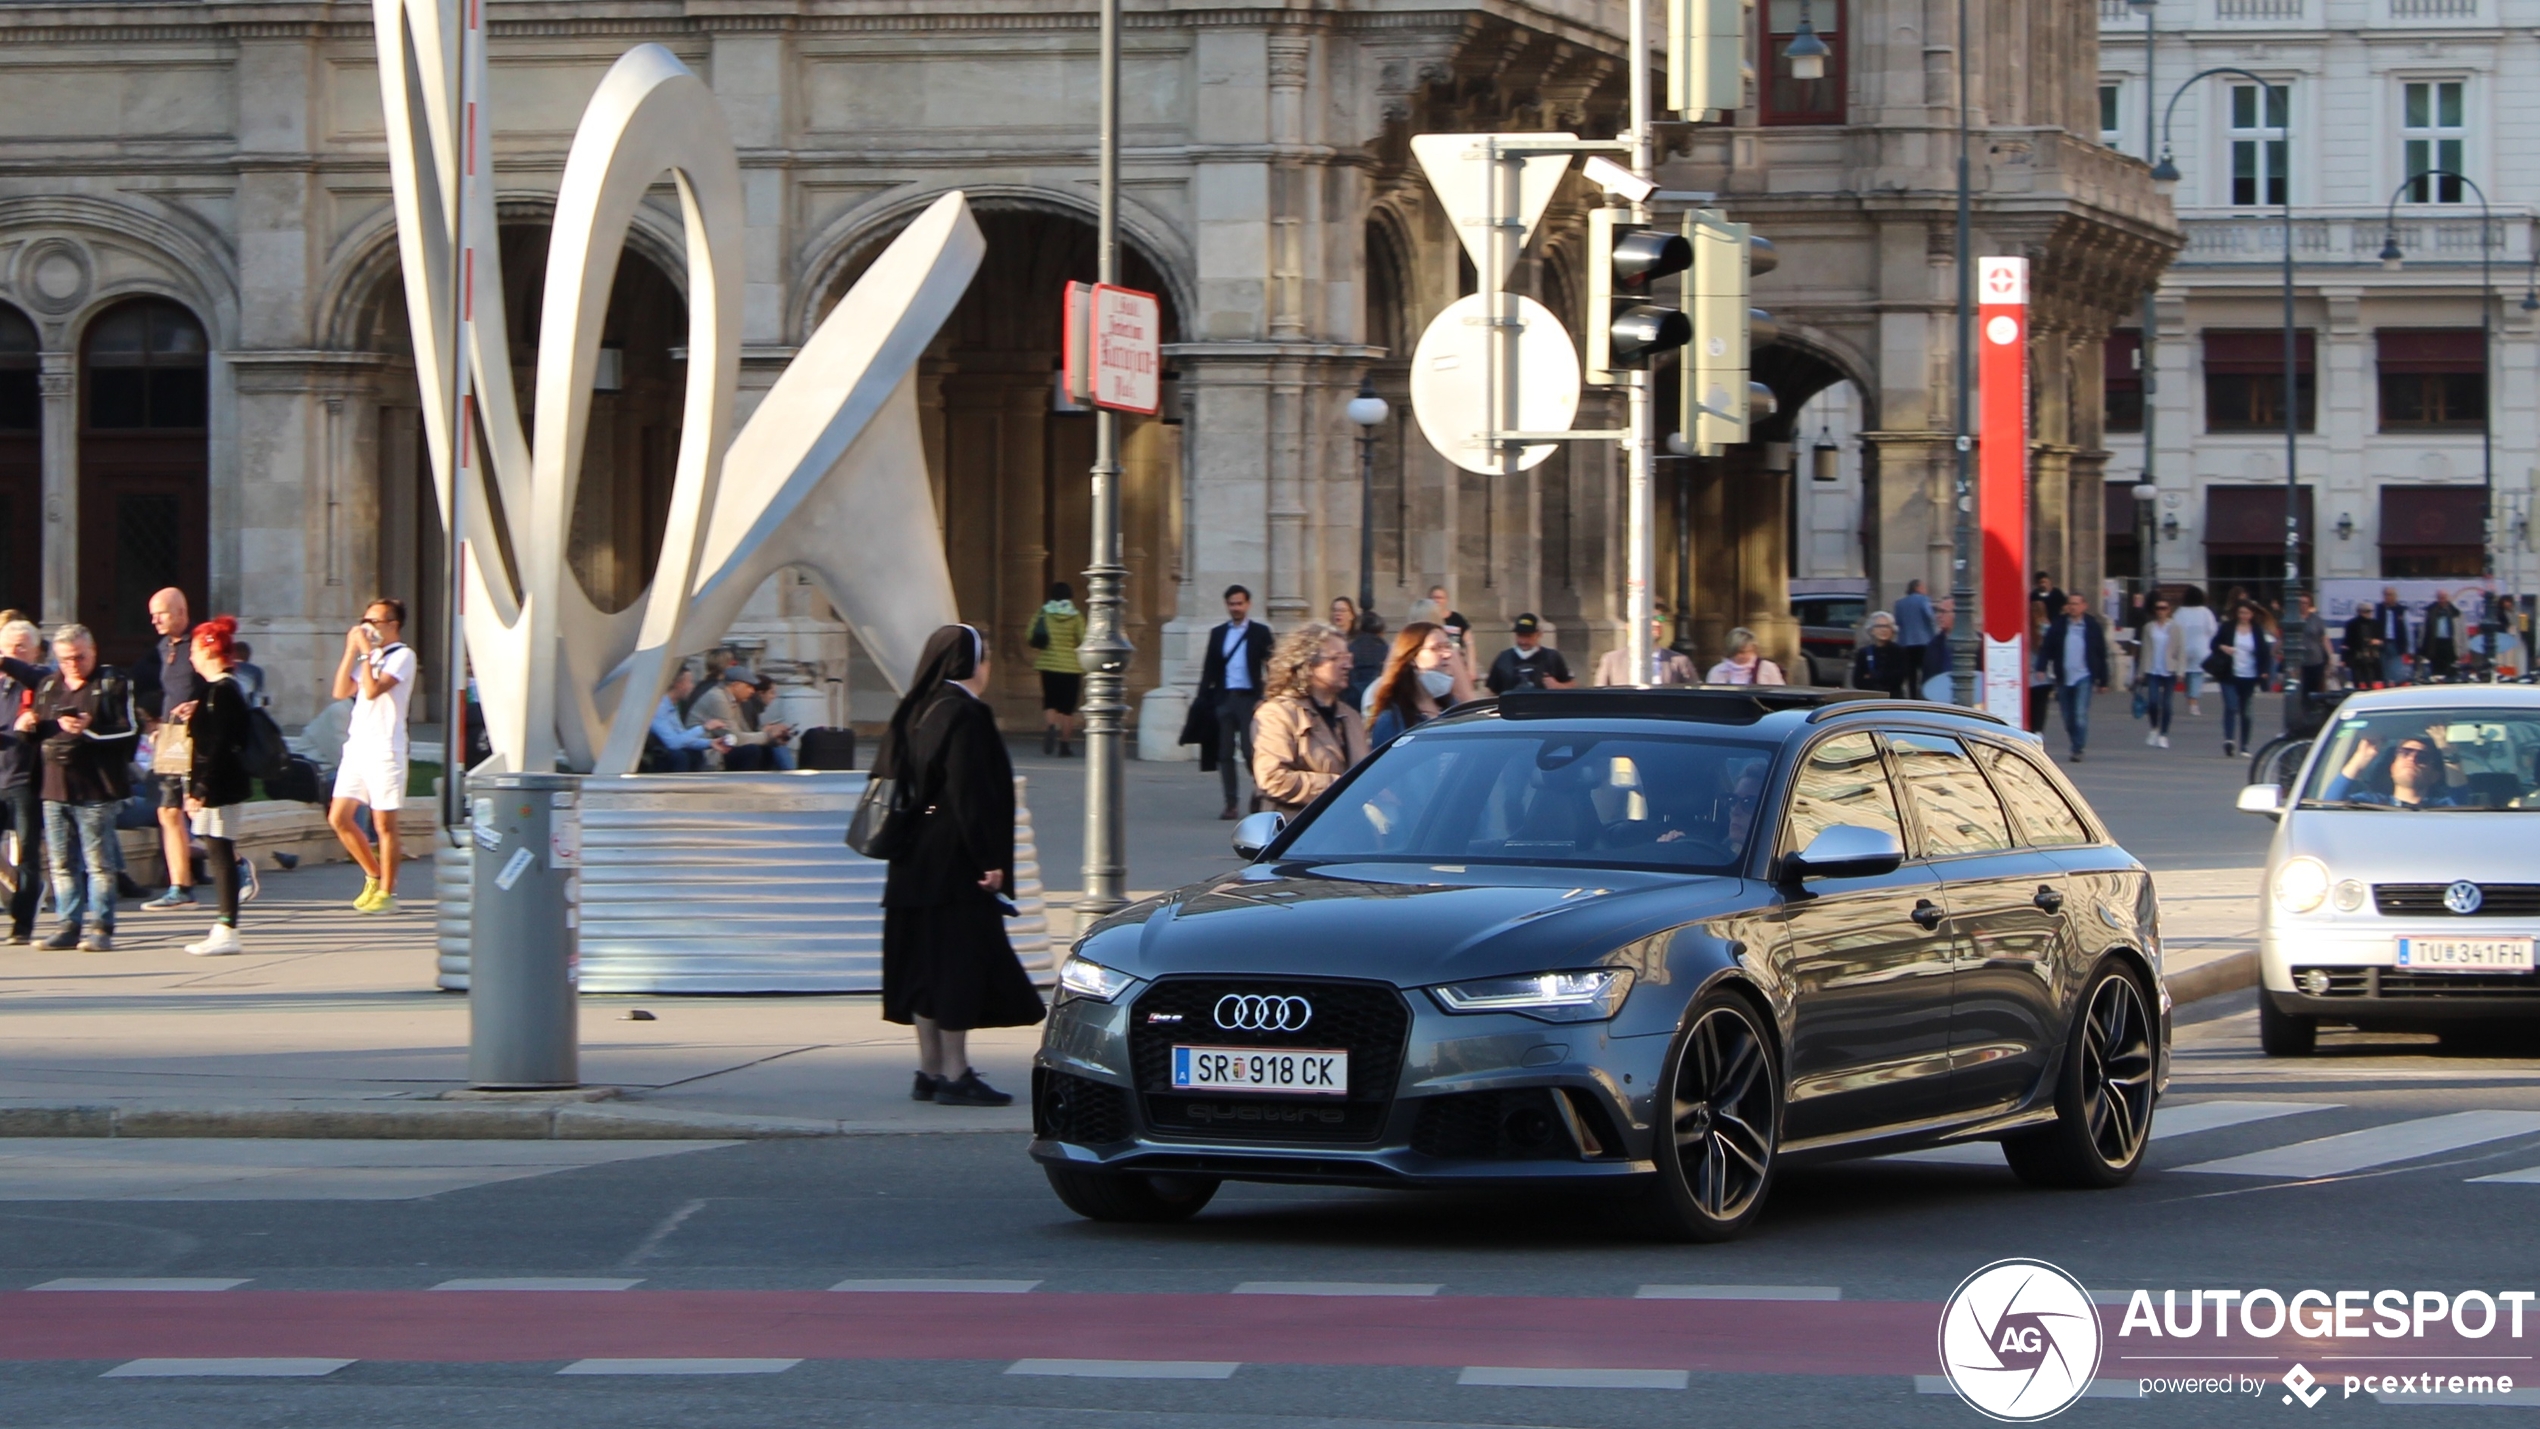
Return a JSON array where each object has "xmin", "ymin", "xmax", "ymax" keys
[{"xmin": 1215, "ymin": 994, "xmax": 1313, "ymax": 1032}]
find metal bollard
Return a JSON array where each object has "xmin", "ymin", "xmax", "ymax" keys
[{"xmin": 467, "ymin": 772, "xmax": 582, "ymax": 1089}]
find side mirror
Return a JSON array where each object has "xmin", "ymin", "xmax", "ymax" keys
[
  {"xmin": 2235, "ymin": 784, "xmax": 2284, "ymax": 818},
  {"xmin": 1785, "ymin": 823, "xmax": 1906, "ymax": 881},
  {"xmin": 1232, "ymin": 810, "xmax": 1287, "ymax": 860}
]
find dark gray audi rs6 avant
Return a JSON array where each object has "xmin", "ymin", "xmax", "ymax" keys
[{"xmin": 1032, "ymin": 688, "xmax": 2170, "ymax": 1240}]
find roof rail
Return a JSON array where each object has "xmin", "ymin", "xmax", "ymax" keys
[{"xmin": 1803, "ymin": 698, "xmax": 2011, "ymax": 726}]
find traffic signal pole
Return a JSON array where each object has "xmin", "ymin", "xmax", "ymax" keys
[{"xmin": 1623, "ymin": 0, "xmax": 1655, "ymax": 686}]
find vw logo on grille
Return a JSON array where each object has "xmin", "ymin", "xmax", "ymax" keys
[
  {"xmin": 2445, "ymin": 880, "xmax": 2486, "ymax": 915},
  {"xmin": 1215, "ymin": 994, "xmax": 1313, "ymax": 1032}
]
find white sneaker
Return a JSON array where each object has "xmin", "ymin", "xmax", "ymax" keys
[
  {"xmin": 2157, "ymin": 734, "xmax": 2170, "ymax": 749},
  {"xmin": 2146, "ymin": 731, "xmax": 2160, "ymax": 746},
  {"xmin": 185, "ymin": 924, "xmax": 243, "ymax": 957}
]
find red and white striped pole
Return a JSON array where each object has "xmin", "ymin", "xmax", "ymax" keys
[{"xmin": 1977, "ymin": 256, "xmax": 2030, "ymax": 725}]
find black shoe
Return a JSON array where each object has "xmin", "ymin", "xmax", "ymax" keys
[
  {"xmin": 1059, "ymin": 742, "xmax": 1073, "ymax": 758},
  {"xmin": 6, "ymin": 929, "xmax": 29, "ymax": 946},
  {"xmin": 1042, "ymin": 728, "xmax": 1057, "ymax": 756},
  {"xmin": 39, "ymin": 925, "xmax": 78, "ymax": 951},
  {"xmin": 911, "ymin": 1071, "xmax": 940, "ymax": 1102},
  {"xmin": 932, "ymin": 1069, "xmax": 1013, "ymax": 1108}
]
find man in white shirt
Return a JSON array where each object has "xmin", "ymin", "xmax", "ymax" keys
[
  {"xmin": 1196, "ymin": 585, "xmax": 1272, "ymax": 818},
  {"xmin": 326, "ymin": 598, "xmax": 417, "ymax": 914}
]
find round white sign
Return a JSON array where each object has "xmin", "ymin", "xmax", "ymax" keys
[
  {"xmin": 1407, "ymin": 293, "xmax": 1582, "ymax": 475},
  {"xmin": 1986, "ymin": 314, "xmax": 2021, "ymax": 346},
  {"xmin": 1936, "ymin": 1258, "xmax": 2103, "ymax": 1422}
]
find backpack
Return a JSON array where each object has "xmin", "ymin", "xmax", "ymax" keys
[
  {"xmin": 1029, "ymin": 613, "xmax": 1049, "ymax": 650},
  {"xmin": 242, "ymin": 704, "xmax": 290, "ymax": 782}
]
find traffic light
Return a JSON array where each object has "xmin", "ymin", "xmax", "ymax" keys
[
  {"xmin": 1669, "ymin": 0, "xmax": 1751, "ymax": 118},
  {"xmin": 1585, "ymin": 207, "xmax": 1694, "ymax": 386},
  {"xmin": 1682, "ymin": 209, "xmax": 1779, "ymax": 452}
]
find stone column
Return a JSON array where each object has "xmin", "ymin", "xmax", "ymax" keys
[{"xmin": 37, "ymin": 353, "xmax": 73, "ymax": 626}]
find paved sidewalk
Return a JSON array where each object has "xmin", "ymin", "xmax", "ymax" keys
[{"xmin": 0, "ymin": 706, "xmax": 2273, "ymax": 1142}]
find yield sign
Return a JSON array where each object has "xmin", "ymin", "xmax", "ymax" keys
[{"xmin": 1410, "ymin": 133, "xmax": 1576, "ymax": 286}]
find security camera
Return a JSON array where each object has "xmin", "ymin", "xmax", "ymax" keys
[{"xmin": 1583, "ymin": 156, "xmax": 1657, "ymax": 204}]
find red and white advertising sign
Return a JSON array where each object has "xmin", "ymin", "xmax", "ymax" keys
[
  {"xmin": 1061, "ymin": 282, "xmax": 1161, "ymax": 416},
  {"xmin": 1978, "ymin": 256, "xmax": 2030, "ymax": 725}
]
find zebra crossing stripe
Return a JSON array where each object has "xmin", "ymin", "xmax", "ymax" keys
[
  {"xmin": 2146, "ymin": 1100, "xmax": 2338, "ymax": 1139},
  {"xmin": 2173, "ymin": 1110, "xmax": 2540, "ymax": 1178}
]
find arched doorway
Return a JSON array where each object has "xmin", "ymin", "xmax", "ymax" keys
[
  {"xmin": 824, "ymin": 205, "xmax": 1184, "ymax": 719},
  {"xmin": 0, "ymin": 304, "xmax": 37, "ymax": 616},
  {"xmin": 79, "ymin": 297, "xmax": 207, "ymax": 666}
]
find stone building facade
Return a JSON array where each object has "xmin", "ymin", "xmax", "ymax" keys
[{"xmin": 0, "ymin": 0, "xmax": 2170, "ymax": 743}]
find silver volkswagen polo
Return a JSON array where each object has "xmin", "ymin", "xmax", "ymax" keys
[{"xmin": 2239, "ymin": 685, "xmax": 2540, "ymax": 1054}]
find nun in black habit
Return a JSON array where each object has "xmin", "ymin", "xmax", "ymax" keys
[{"xmin": 878, "ymin": 624, "xmax": 1046, "ymax": 1107}]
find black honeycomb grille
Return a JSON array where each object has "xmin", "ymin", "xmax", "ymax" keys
[
  {"xmin": 1035, "ymin": 1070, "xmax": 1133, "ymax": 1145},
  {"xmin": 1128, "ymin": 978, "xmax": 1409, "ymax": 1145}
]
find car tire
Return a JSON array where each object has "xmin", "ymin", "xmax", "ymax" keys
[
  {"xmin": 1616, "ymin": 987, "xmax": 1782, "ymax": 1243},
  {"xmin": 2257, "ymin": 991, "xmax": 2317, "ymax": 1057},
  {"xmin": 1042, "ymin": 1164, "xmax": 1220, "ymax": 1223},
  {"xmin": 2003, "ymin": 962, "xmax": 2157, "ymax": 1190}
]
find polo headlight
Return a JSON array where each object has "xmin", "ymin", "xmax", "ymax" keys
[
  {"xmin": 2272, "ymin": 857, "xmax": 2331, "ymax": 915},
  {"xmin": 1057, "ymin": 955, "xmax": 1137, "ymax": 1003},
  {"xmin": 1429, "ymin": 969, "xmax": 1634, "ymax": 1022}
]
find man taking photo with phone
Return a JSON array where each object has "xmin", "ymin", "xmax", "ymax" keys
[{"xmin": 327, "ymin": 599, "xmax": 415, "ymax": 914}]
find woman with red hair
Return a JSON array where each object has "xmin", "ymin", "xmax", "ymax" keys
[{"xmin": 180, "ymin": 616, "xmax": 256, "ymax": 955}]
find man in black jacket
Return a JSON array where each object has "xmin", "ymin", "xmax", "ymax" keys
[
  {"xmin": 1195, "ymin": 585, "xmax": 1272, "ymax": 819},
  {"xmin": 2035, "ymin": 593, "xmax": 2110, "ymax": 763},
  {"xmin": 0, "ymin": 618, "xmax": 48, "ymax": 944},
  {"xmin": 27, "ymin": 626, "xmax": 138, "ymax": 950}
]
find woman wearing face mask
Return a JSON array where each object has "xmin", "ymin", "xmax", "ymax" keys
[{"xmin": 1365, "ymin": 620, "xmax": 1474, "ymax": 746}]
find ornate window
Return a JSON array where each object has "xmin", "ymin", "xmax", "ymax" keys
[
  {"xmin": 2228, "ymin": 83, "xmax": 2290, "ymax": 207},
  {"xmin": 2401, "ymin": 80, "xmax": 2466, "ymax": 203}
]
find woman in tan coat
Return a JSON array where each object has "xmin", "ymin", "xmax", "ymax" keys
[{"xmin": 1250, "ymin": 623, "xmax": 1369, "ymax": 817}]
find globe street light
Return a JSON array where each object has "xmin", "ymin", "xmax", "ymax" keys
[{"xmin": 1347, "ymin": 376, "xmax": 1390, "ymax": 618}]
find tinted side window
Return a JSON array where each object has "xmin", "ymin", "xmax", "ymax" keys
[
  {"xmin": 1782, "ymin": 731, "xmax": 1904, "ymax": 854},
  {"xmin": 1981, "ymin": 745, "xmax": 2093, "ymax": 846},
  {"xmin": 1884, "ymin": 731, "xmax": 2013, "ymax": 856}
]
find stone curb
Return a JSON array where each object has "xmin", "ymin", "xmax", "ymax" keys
[
  {"xmin": 0, "ymin": 1101, "xmax": 1025, "ymax": 1140},
  {"xmin": 2165, "ymin": 949, "xmax": 2259, "ymax": 1008}
]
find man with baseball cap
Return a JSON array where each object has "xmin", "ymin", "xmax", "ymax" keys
[{"xmin": 1486, "ymin": 614, "xmax": 1576, "ymax": 694}]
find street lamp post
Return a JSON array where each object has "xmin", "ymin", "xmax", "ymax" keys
[
  {"xmin": 1347, "ymin": 377, "xmax": 1389, "ymax": 618},
  {"xmin": 1948, "ymin": 0, "xmax": 1977, "ymax": 703},
  {"xmin": 1076, "ymin": 0, "xmax": 1131, "ymax": 930},
  {"xmin": 2133, "ymin": 0, "xmax": 2159, "ymax": 611},
  {"xmin": 2153, "ymin": 66, "xmax": 2302, "ymax": 726},
  {"xmin": 2376, "ymin": 167, "xmax": 2498, "ymax": 672}
]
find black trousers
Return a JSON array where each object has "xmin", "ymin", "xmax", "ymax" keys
[
  {"xmin": 3, "ymin": 782, "xmax": 37, "ymax": 937},
  {"xmin": 1215, "ymin": 690, "xmax": 1259, "ymax": 808}
]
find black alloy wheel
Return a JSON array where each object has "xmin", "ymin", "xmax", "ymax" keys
[
  {"xmin": 1042, "ymin": 1164, "xmax": 1221, "ymax": 1223},
  {"xmin": 2004, "ymin": 964, "xmax": 2157, "ymax": 1188},
  {"xmin": 1622, "ymin": 989, "xmax": 1781, "ymax": 1242}
]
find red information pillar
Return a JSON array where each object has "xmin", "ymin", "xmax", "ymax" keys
[{"xmin": 1976, "ymin": 256, "xmax": 2030, "ymax": 724}]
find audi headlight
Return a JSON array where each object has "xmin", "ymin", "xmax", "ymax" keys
[
  {"xmin": 1057, "ymin": 955, "xmax": 1137, "ymax": 1003},
  {"xmin": 1429, "ymin": 969, "xmax": 1635, "ymax": 1023},
  {"xmin": 2273, "ymin": 857, "xmax": 2331, "ymax": 915}
]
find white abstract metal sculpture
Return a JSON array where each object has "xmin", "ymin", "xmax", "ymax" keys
[{"xmin": 371, "ymin": 0, "xmax": 978, "ymax": 772}]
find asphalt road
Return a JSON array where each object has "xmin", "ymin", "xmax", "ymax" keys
[{"xmin": 7, "ymin": 990, "xmax": 2540, "ymax": 1428}]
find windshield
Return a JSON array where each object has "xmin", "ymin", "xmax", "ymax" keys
[
  {"xmin": 1278, "ymin": 730, "xmax": 1776, "ymax": 872},
  {"xmin": 2297, "ymin": 708, "xmax": 2540, "ymax": 811}
]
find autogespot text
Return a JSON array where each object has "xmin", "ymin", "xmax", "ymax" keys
[{"xmin": 2122, "ymin": 1288, "xmax": 2528, "ymax": 1403}]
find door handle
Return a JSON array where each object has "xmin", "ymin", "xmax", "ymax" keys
[
  {"xmin": 2033, "ymin": 885, "xmax": 2066, "ymax": 914},
  {"xmin": 1910, "ymin": 899, "xmax": 1946, "ymax": 930}
]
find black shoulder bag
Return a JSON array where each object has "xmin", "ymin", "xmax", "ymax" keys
[{"xmin": 845, "ymin": 731, "xmax": 920, "ymax": 859}]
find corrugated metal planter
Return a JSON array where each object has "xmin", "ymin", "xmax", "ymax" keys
[{"xmin": 435, "ymin": 771, "xmax": 1053, "ymax": 993}]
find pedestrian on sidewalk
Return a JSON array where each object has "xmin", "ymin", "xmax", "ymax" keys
[
  {"xmin": 2037, "ymin": 593, "xmax": 2110, "ymax": 762},
  {"xmin": 2136, "ymin": 596, "xmax": 2181, "ymax": 748},
  {"xmin": 1343, "ymin": 608, "xmax": 1388, "ymax": 712},
  {"xmin": 29, "ymin": 625, "xmax": 137, "ymax": 951},
  {"xmin": 2293, "ymin": 593, "xmax": 2330, "ymax": 697},
  {"xmin": 2209, "ymin": 599, "xmax": 2276, "ymax": 758},
  {"xmin": 1368, "ymin": 621, "xmax": 1475, "ymax": 744},
  {"xmin": 1705, "ymin": 628, "xmax": 1786, "ymax": 686},
  {"xmin": 326, "ymin": 598, "xmax": 416, "ymax": 915},
  {"xmin": 180, "ymin": 616, "xmax": 256, "ymax": 956},
  {"xmin": 2173, "ymin": 587, "xmax": 2217, "ymax": 714},
  {"xmin": 1193, "ymin": 585, "xmax": 1271, "ymax": 820},
  {"xmin": 1918, "ymin": 600, "xmax": 1955, "ymax": 702},
  {"xmin": 877, "ymin": 624, "xmax": 1044, "ymax": 1109},
  {"xmin": 1486, "ymin": 614, "xmax": 1576, "ymax": 693},
  {"xmin": 1590, "ymin": 610, "xmax": 1699, "ymax": 687},
  {"xmin": 1251, "ymin": 623, "xmax": 1368, "ymax": 817},
  {"xmin": 1029, "ymin": 582, "xmax": 1085, "ymax": 758},
  {"xmin": 1851, "ymin": 612, "xmax": 1913, "ymax": 698},
  {"xmin": 2374, "ymin": 588, "xmax": 2414, "ymax": 687},
  {"xmin": 0, "ymin": 619, "xmax": 49, "ymax": 944},
  {"xmin": 1892, "ymin": 579, "xmax": 1935, "ymax": 689},
  {"xmin": 138, "ymin": 587, "xmax": 201, "ymax": 912},
  {"xmin": 2422, "ymin": 590, "xmax": 2463, "ymax": 681}
]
